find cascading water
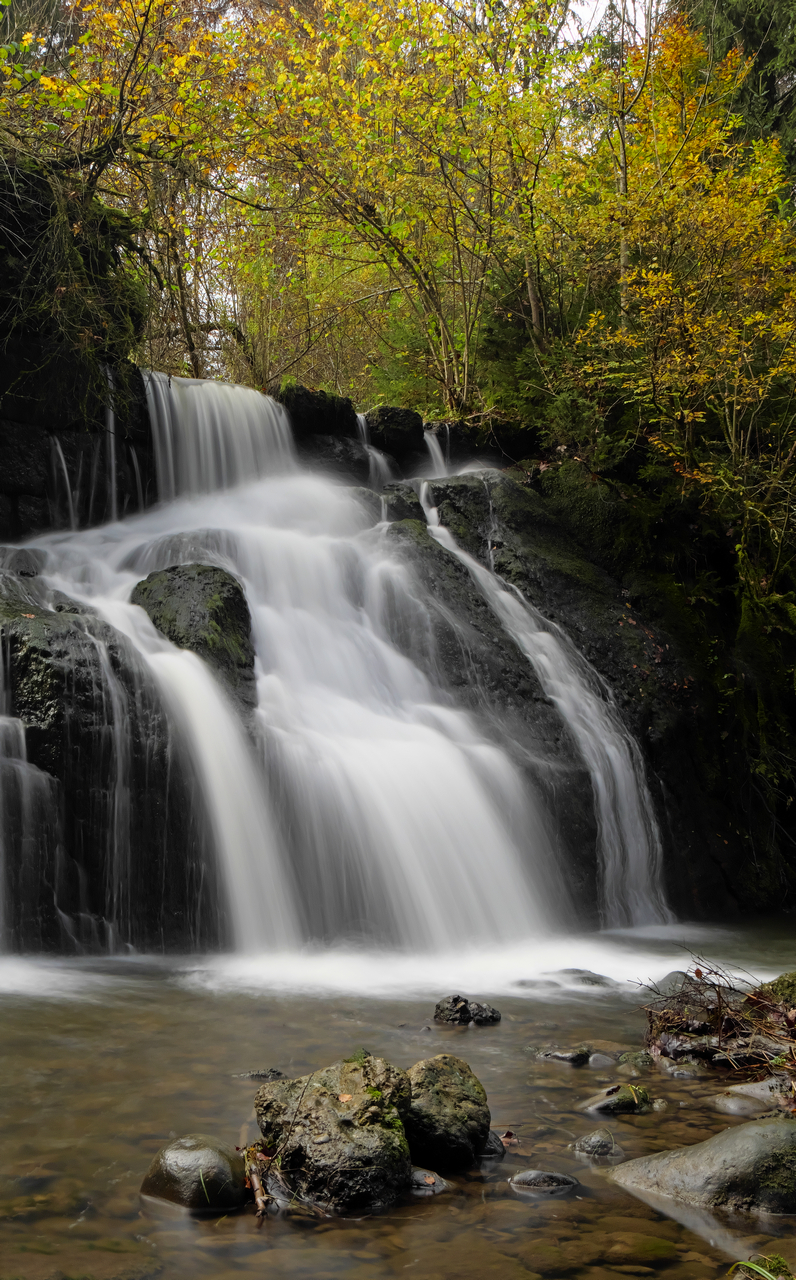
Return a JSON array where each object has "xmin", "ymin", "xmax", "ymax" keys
[
  {"xmin": 0, "ymin": 372, "xmax": 672, "ymax": 956},
  {"xmin": 424, "ymin": 430, "xmax": 448, "ymax": 477},
  {"xmin": 356, "ymin": 412, "xmax": 395, "ymax": 489},
  {"xmin": 418, "ymin": 483, "xmax": 672, "ymax": 928}
]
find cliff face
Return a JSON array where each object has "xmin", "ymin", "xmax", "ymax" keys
[{"xmin": 0, "ymin": 355, "xmax": 155, "ymax": 540}]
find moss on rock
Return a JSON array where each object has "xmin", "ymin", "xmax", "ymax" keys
[{"xmin": 131, "ymin": 563, "xmax": 256, "ymax": 714}]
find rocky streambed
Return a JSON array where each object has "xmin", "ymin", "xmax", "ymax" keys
[{"xmin": 2, "ymin": 941, "xmax": 796, "ymax": 1280}]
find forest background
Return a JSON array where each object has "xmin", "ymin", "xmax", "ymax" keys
[{"xmin": 3, "ymin": 0, "xmax": 796, "ymax": 887}]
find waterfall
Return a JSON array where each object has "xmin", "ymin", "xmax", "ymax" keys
[
  {"xmin": 356, "ymin": 412, "xmax": 395, "ymax": 489},
  {"xmin": 418, "ymin": 482, "xmax": 672, "ymax": 928},
  {"xmin": 424, "ymin": 430, "xmax": 448, "ymax": 477},
  {"xmin": 0, "ymin": 375, "xmax": 672, "ymax": 953},
  {"xmin": 143, "ymin": 371, "xmax": 295, "ymax": 498}
]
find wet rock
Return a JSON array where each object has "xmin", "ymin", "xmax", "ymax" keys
[
  {"xmin": 617, "ymin": 1050, "xmax": 655, "ymax": 1070},
  {"xmin": 131, "ymin": 563, "xmax": 256, "ymax": 714},
  {"xmin": 409, "ymin": 1167, "xmax": 452, "ymax": 1196},
  {"xmin": 254, "ymin": 1050, "xmax": 412, "ymax": 1212},
  {"xmin": 556, "ymin": 968, "xmax": 617, "ymax": 987},
  {"xmin": 710, "ymin": 1075, "xmax": 790, "ymax": 1117},
  {"xmin": 480, "ymin": 1129, "xmax": 507, "ymax": 1161},
  {"xmin": 365, "ymin": 405, "xmax": 425, "ymax": 468},
  {"xmin": 589, "ymin": 1052, "xmax": 616, "ymax": 1069},
  {"xmin": 434, "ymin": 994, "xmax": 501, "ymax": 1026},
  {"xmin": 535, "ymin": 1044, "xmax": 591, "ymax": 1066},
  {"xmin": 382, "ymin": 481, "xmax": 425, "ymax": 521},
  {"xmin": 298, "ymin": 433, "xmax": 371, "ymax": 484},
  {"xmin": 403, "ymin": 1053, "xmax": 490, "ymax": 1172},
  {"xmin": 0, "ymin": 546, "xmax": 45, "ymax": 576},
  {"xmin": 508, "ymin": 1169, "xmax": 580, "ymax": 1198},
  {"xmin": 571, "ymin": 1127, "xmax": 625, "ymax": 1162},
  {"xmin": 609, "ymin": 1117, "xmax": 796, "ymax": 1214},
  {"xmin": 276, "ymin": 382, "xmax": 359, "ymax": 443},
  {"xmin": 232, "ymin": 1068, "xmax": 285, "ymax": 1082},
  {"xmin": 0, "ymin": 576, "xmax": 218, "ymax": 950},
  {"xmin": 140, "ymin": 1134, "xmax": 247, "ymax": 1212},
  {"xmin": 582, "ymin": 1083, "xmax": 652, "ymax": 1114}
]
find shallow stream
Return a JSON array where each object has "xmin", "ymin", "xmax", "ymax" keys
[{"xmin": 2, "ymin": 923, "xmax": 795, "ymax": 1280}]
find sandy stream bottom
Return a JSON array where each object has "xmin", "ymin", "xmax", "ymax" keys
[{"xmin": 1, "ymin": 922, "xmax": 795, "ymax": 1280}]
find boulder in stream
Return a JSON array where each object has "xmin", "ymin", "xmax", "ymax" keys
[
  {"xmin": 140, "ymin": 1134, "xmax": 247, "ymax": 1212},
  {"xmin": 434, "ymin": 994, "xmax": 501, "ymax": 1026},
  {"xmin": 131, "ymin": 562, "xmax": 256, "ymax": 714},
  {"xmin": 571, "ymin": 1127, "xmax": 625, "ymax": 1162},
  {"xmin": 609, "ymin": 1117, "xmax": 796, "ymax": 1214},
  {"xmin": 403, "ymin": 1053, "xmax": 491, "ymax": 1171},
  {"xmin": 253, "ymin": 1050, "xmax": 412, "ymax": 1212}
]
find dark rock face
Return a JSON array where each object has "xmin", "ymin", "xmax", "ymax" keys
[
  {"xmin": 254, "ymin": 1052, "xmax": 413, "ymax": 1212},
  {"xmin": 0, "ymin": 573, "xmax": 222, "ymax": 951},
  {"xmin": 382, "ymin": 482, "xmax": 425, "ymax": 521},
  {"xmin": 434, "ymin": 994, "xmax": 501, "ymax": 1026},
  {"xmin": 366, "ymin": 406, "xmax": 425, "ymax": 469},
  {"xmin": 131, "ymin": 563, "xmax": 256, "ymax": 714},
  {"xmin": 0, "ymin": 363, "xmax": 155, "ymax": 540},
  {"xmin": 610, "ymin": 1118, "xmax": 796, "ymax": 1214},
  {"xmin": 403, "ymin": 1054, "xmax": 490, "ymax": 1172},
  {"xmin": 140, "ymin": 1135, "xmax": 247, "ymax": 1212},
  {"xmin": 298, "ymin": 434, "xmax": 371, "ymax": 485},
  {"xmin": 276, "ymin": 383, "xmax": 359, "ymax": 443}
]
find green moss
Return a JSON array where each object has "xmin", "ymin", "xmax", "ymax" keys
[
  {"xmin": 757, "ymin": 971, "xmax": 796, "ymax": 1007},
  {"xmin": 343, "ymin": 1048, "xmax": 372, "ymax": 1066}
]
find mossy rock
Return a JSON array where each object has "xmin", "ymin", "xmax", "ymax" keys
[
  {"xmin": 403, "ymin": 1053, "xmax": 491, "ymax": 1172},
  {"xmin": 131, "ymin": 563, "xmax": 255, "ymax": 714},
  {"xmin": 254, "ymin": 1052, "xmax": 412, "ymax": 1211},
  {"xmin": 755, "ymin": 971, "xmax": 796, "ymax": 1008}
]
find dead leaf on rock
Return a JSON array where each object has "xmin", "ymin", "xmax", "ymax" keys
[{"xmin": 338, "ymin": 1094, "xmax": 353, "ymax": 1103}]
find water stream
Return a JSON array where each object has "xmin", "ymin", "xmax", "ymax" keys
[
  {"xmin": 0, "ymin": 373, "xmax": 673, "ymax": 949},
  {"xmin": 0, "ymin": 374, "xmax": 791, "ymax": 1277}
]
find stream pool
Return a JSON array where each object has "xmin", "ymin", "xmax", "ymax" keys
[{"xmin": 1, "ymin": 922, "xmax": 795, "ymax": 1280}]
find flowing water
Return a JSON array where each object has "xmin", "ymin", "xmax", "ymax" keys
[
  {"xmin": 1, "ymin": 924, "xmax": 796, "ymax": 1280},
  {"xmin": 1, "ymin": 369, "xmax": 671, "ymax": 950},
  {"xmin": 0, "ymin": 374, "xmax": 792, "ymax": 1277}
]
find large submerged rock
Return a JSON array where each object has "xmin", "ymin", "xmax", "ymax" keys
[
  {"xmin": 610, "ymin": 1118, "xmax": 796, "ymax": 1214},
  {"xmin": 254, "ymin": 1051, "xmax": 413, "ymax": 1212},
  {"xmin": 140, "ymin": 1134, "xmax": 247, "ymax": 1212},
  {"xmin": 131, "ymin": 562, "xmax": 256, "ymax": 713},
  {"xmin": 403, "ymin": 1054, "xmax": 490, "ymax": 1171}
]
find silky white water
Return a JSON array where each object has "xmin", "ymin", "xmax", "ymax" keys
[
  {"xmin": 419, "ymin": 481, "xmax": 672, "ymax": 928},
  {"xmin": 1, "ymin": 372, "xmax": 672, "ymax": 955}
]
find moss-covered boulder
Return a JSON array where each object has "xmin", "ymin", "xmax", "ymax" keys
[
  {"xmin": 131, "ymin": 563, "xmax": 256, "ymax": 714},
  {"xmin": 755, "ymin": 971, "xmax": 796, "ymax": 1008},
  {"xmin": 140, "ymin": 1135, "xmax": 247, "ymax": 1212},
  {"xmin": 610, "ymin": 1118, "xmax": 796, "ymax": 1214},
  {"xmin": 253, "ymin": 1051, "xmax": 412, "ymax": 1212},
  {"xmin": 403, "ymin": 1054, "xmax": 490, "ymax": 1172}
]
